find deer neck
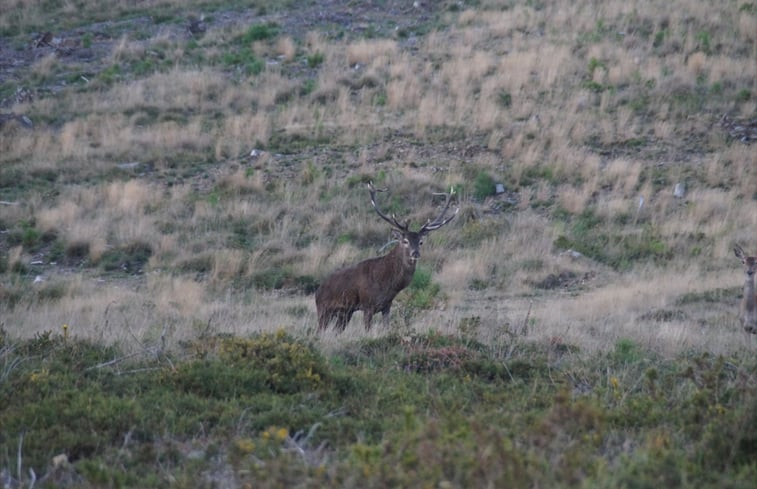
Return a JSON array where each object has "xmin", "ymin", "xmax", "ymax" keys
[
  {"xmin": 745, "ymin": 274, "xmax": 756, "ymax": 309},
  {"xmin": 387, "ymin": 245, "xmax": 417, "ymax": 280}
]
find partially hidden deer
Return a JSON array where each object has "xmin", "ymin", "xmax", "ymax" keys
[
  {"xmin": 734, "ymin": 244, "xmax": 757, "ymax": 334},
  {"xmin": 315, "ymin": 182, "xmax": 458, "ymax": 333}
]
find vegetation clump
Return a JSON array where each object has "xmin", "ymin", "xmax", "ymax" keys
[
  {"xmin": 0, "ymin": 330, "xmax": 755, "ymax": 487},
  {"xmin": 218, "ymin": 331, "xmax": 328, "ymax": 393}
]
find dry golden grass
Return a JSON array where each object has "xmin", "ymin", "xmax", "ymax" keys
[
  {"xmin": 275, "ymin": 36, "xmax": 297, "ymax": 61},
  {"xmin": 1, "ymin": 0, "xmax": 755, "ymax": 359},
  {"xmin": 35, "ymin": 181, "xmax": 160, "ymax": 255},
  {"xmin": 530, "ymin": 266, "xmax": 752, "ymax": 356},
  {"xmin": 346, "ymin": 39, "xmax": 397, "ymax": 66}
]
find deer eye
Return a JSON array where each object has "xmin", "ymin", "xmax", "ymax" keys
[
  {"xmin": 419, "ymin": 239, "xmax": 424, "ymax": 245},
  {"xmin": 402, "ymin": 239, "xmax": 409, "ymax": 245}
]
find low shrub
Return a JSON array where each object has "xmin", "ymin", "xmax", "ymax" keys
[
  {"xmin": 0, "ymin": 334, "xmax": 754, "ymax": 488},
  {"xmin": 472, "ymin": 171, "xmax": 495, "ymax": 200},
  {"xmin": 240, "ymin": 22, "xmax": 279, "ymax": 43},
  {"xmin": 218, "ymin": 331, "xmax": 329, "ymax": 393}
]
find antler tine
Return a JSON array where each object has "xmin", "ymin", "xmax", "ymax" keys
[
  {"xmin": 367, "ymin": 181, "xmax": 388, "ymax": 194},
  {"xmin": 420, "ymin": 186, "xmax": 459, "ymax": 234},
  {"xmin": 367, "ymin": 181, "xmax": 408, "ymax": 231}
]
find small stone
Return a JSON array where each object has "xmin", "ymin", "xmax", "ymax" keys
[
  {"xmin": 117, "ymin": 162, "xmax": 140, "ymax": 170},
  {"xmin": 52, "ymin": 454, "xmax": 69, "ymax": 468},
  {"xmin": 186, "ymin": 449, "xmax": 205, "ymax": 460}
]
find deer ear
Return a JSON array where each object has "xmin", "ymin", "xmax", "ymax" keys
[
  {"xmin": 391, "ymin": 229, "xmax": 403, "ymax": 241},
  {"xmin": 735, "ymin": 245, "xmax": 745, "ymax": 260}
]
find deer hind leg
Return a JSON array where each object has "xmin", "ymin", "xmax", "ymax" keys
[
  {"xmin": 363, "ymin": 310, "xmax": 374, "ymax": 331},
  {"xmin": 335, "ymin": 310, "xmax": 352, "ymax": 333},
  {"xmin": 380, "ymin": 304, "xmax": 391, "ymax": 328}
]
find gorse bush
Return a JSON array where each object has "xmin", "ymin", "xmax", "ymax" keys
[
  {"xmin": 347, "ymin": 416, "xmax": 533, "ymax": 487},
  {"xmin": 1, "ymin": 331, "xmax": 335, "ymax": 485},
  {"xmin": 218, "ymin": 331, "xmax": 328, "ymax": 393},
  {"xmin": 0, "ymin": 333, "xmax": 755, "ymax": 488}
]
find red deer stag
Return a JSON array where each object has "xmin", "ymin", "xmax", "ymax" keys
[
  {"xmin": 734, "ymin": 245, "xmax": 757, "ymax": 333},
  {"xmin": 315, "ymin": 182, "xmax": 458, "ymax": 333}
]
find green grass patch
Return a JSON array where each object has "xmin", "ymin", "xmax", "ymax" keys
[
  {"xmin": 240, "ymin": 22, "xmax": 280, "ymax": 43},
  {"xmin": 307, "ymin": 51, "xmax": 325, "ymax": 68},
  {"xmin": 675, "ymin": 287, "xmax": 739, "ymax": 306},
  {"xmin": 98, "ymin": 241, "xmax": 153, "ymax": 273},
  {"xmin": 1, "ymin": 332, "xmax": 753, "ymax": 487},
  {"xmin": 220, "ymin": 50, "xmax": 265, "ymax": 75},
  {"xmin": 554, "ymin": 209, "xmax": 672, "ymax": 270},
  {"xmin": 403, "ymin": 265, "xmax": 441, "ymax": 310},
  {"xmin": 497, "ymin": 89, "xmax": 512, "ymax": 108},
  {"xmin": 472, "ymin": 171, "xmax": 496, "ymax": 200}
]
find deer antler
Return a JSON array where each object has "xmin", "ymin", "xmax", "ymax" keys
[
  {"xmin": 367, "ymin": 181, "xmax": 408, "ymax": 231},
  {"xmin": 419, "ymin": 186, "xmax": 459, "ymax": 234}
]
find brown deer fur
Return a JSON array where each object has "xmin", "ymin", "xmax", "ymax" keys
[
  {"xmin": 316, "ymin": 231, "xmax": 420, "ymax": 331},
  {"xmin": 315, "ymin": 183, "xmax": 457, "ymax": 333},
  {"xmin": 734, "ymin": 245, "xmax": 757, "ymax": 334}
]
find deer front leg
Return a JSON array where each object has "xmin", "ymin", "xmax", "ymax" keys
[
  {"xmin": 363, "ymin": 310, "xmax": 374, "ymax": 331},
  {"xmin": 335, "ymin": 310, "xmax": 352, "ymax": 333},
  {"xmin": 381, "ymin": 304, "xmax": 391, "ymax": 328},
  {"xmin": 317, "ymin": 311, "xmax": 330, "ymax": 332}
]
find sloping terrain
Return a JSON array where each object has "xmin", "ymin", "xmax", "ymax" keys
[
  {"xmin": 0, "ymin": 1, "xmax": 755, "ymax": 486},
  {"xmin": 1, "ymin": 0, "xmax": 754, "ymax": 353}
]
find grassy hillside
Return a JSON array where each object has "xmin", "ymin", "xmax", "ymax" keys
[{"xmin": 0, "ymin": 0, "xmax": 755, "ymax": 486}]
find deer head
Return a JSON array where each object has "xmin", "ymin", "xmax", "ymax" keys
[
  {"xmin": 735, "ymin": 245, "xmax": 756, "ymax": 278},
  {"xmin": 368, "ymin": 182, "xmax": 458, "ymax": 264}
]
